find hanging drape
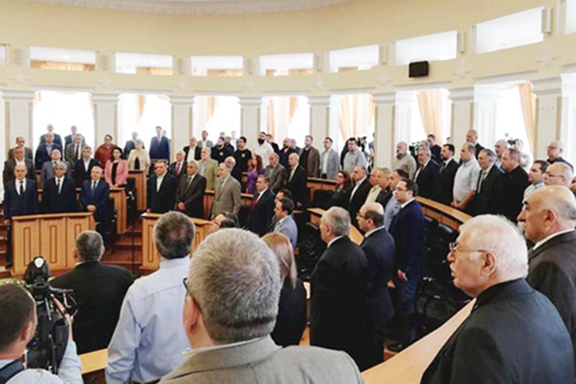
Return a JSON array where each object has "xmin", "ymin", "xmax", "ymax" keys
[
  {"xmin": 33, "ymin": 91, "xmax": 42, "ymax": 107},
  {"xmin": 206, "ymin": 69, "xmax": 243, "ymax": 77},
  {"xmin": 338, "ymin": 94, "xmax": 375, "ymax": 141},
  {"xmin": 136, "ymin": 67, "xmax": 173, "ymax": 76},
  {"xmin": 267, "ymin": 98, "xmax": 276, "ymax": 139},
  {"xmin": 31, "ymin": 60, "xmax": 95, "ymax": 72},
  {"xmin": 206, "ymin": 97, "xmax": 218, "ymax": 122},
  {"xmin": 339, "ymin": 96, "xmax": 357, "ymax": 140},
  {"xmin": 289, "ymin": 97, "xmax": 299, "ymax": 122},
  {"xmin": 136, "ymin": 95, "xmax": 147, "ymax": 124},
  {"xmin": 87, "ymin": 94, "xmax": 94, "ymax": 115},
  {"xmin": 518, "ymin": 83, "xmax": 536, "ymax": 154},
  {"xmin": 417, "ymin": 90, "xmax": 443, "ymax": 143}
]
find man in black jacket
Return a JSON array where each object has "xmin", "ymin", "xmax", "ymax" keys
[
  {"xmin": 358, "ymin": 202, "xmax": 395, "ymax": 364},
  {"xmin": 74, "ymin": 146, "xmax": 100, "ymax": 187},
  {"xmin": 183, "ymin": 137, "xmax": 201, "ymax": 162},
  {"xmin": 414, "ymin": 147, "xmax": 440, "ymax": 198},
  {"xmin": 431, "ymin": 144, "xmax": 459, "ymax": 205},
  {"xmin": 51, "ymin": 231, "xmax": 134, "ymax": 354},
  {"xmin": 472, "ymin": 148, "xmax": 503, "ymax": 216},
  {"xmin": 211, "ymin": 137, "xmax": 232, "ymax": 164},
  {"xmin": 248, "ymin": 175, "xmax": 276, "ymax": 236},
  {"xmin": 496, "ymin": 148, "xmax": 529, "ymax": 222},
  {"xmin": 347, "ymin": 165, "xmax": 371, "ymax": 227},
  {"xmin": 35, "ymin": 132, "xmax": 63, "ymax": 170},
  {"xmin": 175, "ymin": 161, "xmax": 207, "ymax": 219},
  {"xmin": 286, "ymin": 153, "xmax": 308, "ymax": 208},
  {"xmin": 519, "ymin": 186, "xmax": 576, "ymax": 379},
  {"xmin": 147, "ymin": 160, "xmax": 178, "ymax": 214},
  {"xmin": 310, "ymin": 207, "xmax": 376, "ymax": 370},
  {"xmin": 43, "ymin": 162, "xmax": 77, "ymax": 213},
  {"xmin": 422, "ymin": 215, "xmax": 573, "ymax": 384}
]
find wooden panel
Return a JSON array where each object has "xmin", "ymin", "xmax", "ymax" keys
[
  {"xmin": 128, "ymin": 170, "xmax": 147, "ymax": 211},
  {"xmin": 11, "ymin": 218, "xmax": 41, "ymax": 276},
  {"xmin": 40, "ymin": 217, "xmax": 68, "ymax": 270},
  {"xmin": 110, "ymin": 188, "xmax": 127, "ymax": 234},
  {"xmin": 80, "ymin": 349, "xmax": 107, "ymax": 374}
]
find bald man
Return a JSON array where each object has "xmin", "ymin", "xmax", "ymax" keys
[
  {"xmin": 392, "ymin": 141, "xmax": 416, "ymax": 179},
  {"xmin": 169, "ymin": 150, "xmax": 187, "ymax": 183},
  {"xmin": 494, "ymin": 139, "xmax": 509, "ymax": 169},
  {"xmin": 547, "ymin": 140, "xmax": 573, "ymax": 168},
  {"xmin": 465, "ymin": 129, "xmax": 484, "ymax": 158},
  {"xmin": 545, "ymin": 162, "xmax": 574, "ymax": 188},
  {"xmin": 518, "ymin": 186, "xmax": 576, "ymax": 379}
]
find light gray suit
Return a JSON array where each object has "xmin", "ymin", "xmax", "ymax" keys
[
  {"xmin": 8, "ymin": 147, "xmax": 33, "ymax": 162},
  {"xmin": 274, "ymin": 215, "xmax": 298, "ymax": 248},
  {"xmin": 159, "ymin": 336, "xmax": 362, "ymax": 384},
  {"xmin": 320, "ymin": 149, "xmax": 340, "ymax": 180},
  {"xmin": 41, "ymin": 160, "xmax": 73, "ymax": 186},
  {"xmin": 265, "ymin": 163, "xmax": 286, "ymax": 192},
  {"xmin": 211, "ymin": 175, "xmax": 241, "ymax": 218}
]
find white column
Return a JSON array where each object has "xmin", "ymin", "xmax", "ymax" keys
[
  {"xmin": 92, "ymin": 93, "xmax": 119, "ymax": 146},
  {"xmin": 373, "ymin": 92, "xmax": 396, "ymax": 167},
  {"xmin": 394, "ymin": 91, "xmax": 416, "ymax": 144},
  {"xmin": 2, "ymin": 90, "xmax": 34, "ymax": 149},
  {"xmin": 239, "ymin": 96, "xmax": 261, "ymax": 151},
  {"xmin": 558, "ymin": 75, "xmax": 576, "ymax": 165},
  {"xmin": 329, "ymin": 95, "xmax": 342, "ymax": 150},
  {"xmin": 473, "ymin": 85, "xmax": 501, "ymax": 148},
  {"xmin": 309, "ymin": 95, "xmax": 331, "ymax": 143},
  {"xmin": 170, "ymin": 96, "xmax": 193, "ymax": 159},
  {"xmin": 448, "ymin": 86, "xmax": 474, "ymax": 152}
]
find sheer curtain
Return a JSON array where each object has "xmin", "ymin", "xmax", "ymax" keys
[
  {"xmin": 417, "ymin": 90, "xmax": 443, "ymax": 142},
  {"xmin": 518, "ymin": 83, "xmax": 536, "ymax": 153},
  {"xmin": 119, "ymin": 94, "xmax": 171, "ymax": 148},
  {"xmin": 338, "ymin": 94, "xmax": 375, "ymax": 142},
  {"xmin": 264, "ymin": 96, "xmax": 310, "ymax": 145}
]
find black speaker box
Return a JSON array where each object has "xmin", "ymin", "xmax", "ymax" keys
[{"xmin": 409, "ymin": 61, "xmax": 429, "ymax": 78}]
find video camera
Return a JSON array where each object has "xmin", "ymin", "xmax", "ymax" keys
[{"xmin": 24, "ymin": 257, "xmax": 76, "ymax": 374}]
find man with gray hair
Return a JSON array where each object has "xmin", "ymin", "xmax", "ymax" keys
[
  {"xmin": 544, "ymin": 162, "xmax": 574, "ymax": 188},
  {"xmin": 547, "ymin": 140, "xmax": 573, "ymax": 168},
  {"xmin": 471, "ymin": 148, "xmax": 503, "ymax": 216},
  {"xmin": 210, "ymin": 158, "xmax": 241, "ymax": 218},
  {"xmin": 169, "ymin": 149, "xmax": 187, "ymax": 182},
  {"xmin": 422, "ymin": 215, "xmax": 573, "ymax": 383},
  {"xmin": 51, "ymin": 231, "xmax": 133, "ymax": 353},
  {"xmin": 496, "ymin": 148, "xmax": 529, "ymax": 222},
  {"xmin": 414, "ymin": 146, "xmax": 440, "ymax": 198},
  {"xmin": 43, "ymin": 161, "xmax": 78, "ymax": 213},
  {"xmin": 518, "ymin": 186, "xmax": 576, "ymax": 378},
  {"xmin": 310, "ymin": 207, "xmax": 375, "ymax": 370},
  {"xmin": 161, "ymin": 229, "xmax": 362, "ymax": 383},
  {"xmin": 494, "ymin": 139, "xmax": 509, "ymax": 169},
  {"xmin": 107, "ymin": 212, "xmax": 195, "ymax": 384},
  {"xmin": 392, "ymin": 141, "xmax": 416, "ymax": 178},
  {"xmin": 265, "ymin": 152, "xmax": 287, "ymax": 192}
]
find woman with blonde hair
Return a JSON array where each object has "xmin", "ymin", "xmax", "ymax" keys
[{"xmin": 262, "ymin": 232, "xmax": 307, "ymax": 347}]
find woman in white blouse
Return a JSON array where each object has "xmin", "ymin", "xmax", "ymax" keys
[{"xmin": 128, "ymin": 139, "xmax": 151, "ymax": 172}]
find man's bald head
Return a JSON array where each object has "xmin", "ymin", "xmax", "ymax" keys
[
  {"xmin": 545, "ymin": 163, "xmax": 574, "ymax": 187},
  {"xmin": 358, "ymin": 202, "xmax": 385, "ymax": 232}
]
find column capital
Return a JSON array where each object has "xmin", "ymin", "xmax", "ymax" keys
[
  {"xmin": 395, "ymin": 90, "xmax": 417, "ymax": 105},
  {"xmin": 474, "ymin": 85, "xmax": 501, "ymax": 103},
  {"xmin": 238, "ymin": 95, "xmax": 262, "ymax": 107},
  {"xmin": 532, "ymin": 77, "xmax": 563, "ymax": 97},
  {"xmin": 1, "ymin": 90, "xmax": 35, "ymax": 102},
  {"xmin": 170, "ymin": 95, "xmax": 194, "ymax": 106},
  {"xmin": 372, "ymin": 92, "xmax": 395, "ymax": 105},
  {"xmin": 308, "ymin": 95, "xmax": 331, "ymax": 107},
  {"xmin": 448, "ymin": 86, "xmax": 475, "ymax": 102},
  {"xmin": 92, "ymin": 92, "xmax": 119, "ymax": 104}
]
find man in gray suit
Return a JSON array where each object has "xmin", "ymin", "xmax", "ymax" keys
[
  {"xmin": 65, "ymin": 134, "xmax": 88, "ymax": 164},
  {"xmin": 7, "ymin": 136, "xmax": 33, "ymax": 162},
  {"xmin": 273, "ymin": 197, "xmax": 298, "ymax": 248},
  {"xmin": 211, "ymin": 158, "xmax": 241, "ymax": 218},
  {"xmin": 41, "ymin": 148, "xmax": 72, "ymax": 186},
  {"xmin": 160, "ymin": 228, "xmax": 362, "ymax": 384},
  {"xmin": 320, "ymin": 137, "xmax": 340, "ymax": 179},
  {"xmin": 265, "ymin": 153, "xmax": 286, "ymax": 193}
]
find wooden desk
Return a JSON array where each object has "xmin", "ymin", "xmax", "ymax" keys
[
  {"xmin": 11, "ymin": 213, "xmax": 96, "ymax": 276},
  {"xmin": 110, "ymin": 188, "xmax": 127, "ymax": 234},
  {"xmin": 80, "ymin": 348, "xmax": 107, "ymax": 374},
  {"xmin": 307, "ymin": 177, "xmax": 337, "ymax": 202},
  {"xmin": 128, "ymin": 170, "xmax": 147, "ymax": 211},
  {"xmin": 141, "ymin": 213, "xmax": 212, "ymax": 272},
  {"xmin": 417, "ymin": 197, "xmax": 472, "ymax": 230},
  {"xmin": 203, "ymin": 190, "xmax": 254, "ymax": 220},
  {"xmin": 308, "ymin": 207, "xmax": 363, "ymax": 245}
]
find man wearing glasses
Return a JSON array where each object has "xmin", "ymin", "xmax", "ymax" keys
[
  {"xmin": 544, "ymin": 162, "xmax": 574, "ymax": 188},
  {"xmin": 546, "ymin": 140, "xmax": 573, "ymax": 168}
]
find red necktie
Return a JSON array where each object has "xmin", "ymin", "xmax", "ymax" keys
[
  {"xmin": 251, "ymin": 194, "xmax": 258, "ymax": 212},
  {"xmin": 176, "ymin": 162, "xmax": 181, "ymax": 176}
]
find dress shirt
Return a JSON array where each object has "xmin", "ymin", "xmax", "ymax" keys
[
  {"xmin": 255, "ymin": 188, "xmax": 268, "ymax": 203},
  {"xmin": 349, "ymin": 177, "xmax": 367, "ymax": 201},
  {"xmin": 400, "ymin": 197, "xmax": 416, "ymax": 209},
  {"xmin": 524, "ymin": 182, "xmax": 545, "ymax": 201},
  {"xmin": 106, "ymin": 257, "xmax": 191, "ymax": 384},
  {"xmin": 254, "ymin": 142, "xmax": 274, "ymax": 167},
  {"xmin": 384, "ymin": 195, "xmax": 401, "ymax": 230},
  {"xmin": 440, "ymin": 158, "xmax": 454, "ymax": 173},
  {"xmin": 0, "ymin": 341, "xmax": 82, "ymax": 384},
  {"xmin": 365, "ymin": 186, "xmax": 381, "ymax": 204},
  {"xmin": 343, "ymin": 149, "xmax": 367, "ymax": 173},
  {"xmin": 199, "ymin": 161, "xmax": 207, "ymax": 176},
  {"xmin": 16, "ymin": 179, "xmax": 26, "ymax": 195},
  {"xmin": 414, "ymin": 159, "xmax": 430, "ymax": 180},
  {"xmin": 182, "ymin": 337, "xmax": 263, "ymax": 358},
  {"xmin": 327, "ymin": 235, "xmax": 345, "ymax": 248},
  {"xmin": 289, "ymin": 166, "xmax": 297, "ymax": 182},
  {"xmin": 186, "ymin": 173, "xmax": 196, "ymax": 186},
  {"xmin": 156, "ymin": 173, "xmax": 166, "ymax": 192},
  {"xmin": 15, "ymin": 158, "xmax": 25, "ymax": 166},
  {"xmin": 83, "ymin": 159, "xmax": 91, "ymax": 172},
  {"xmin": 175, "ymin": 161, "xmax": 184, "ymax": 177},
  {"xmin": 533, "ymin": 229, "xmax": 576, "ymax": 251},
  {"xmin": 91, "ymin": 180, "xmax": 99, "ymax": 191},
  {"xmin": 321, "ymin": 150, "xmax": 330, "ymax": 174},
  {"xmin": 186, "ymin": 146, "xmax": 197, "ymax": 162},
  {"xmin": 55, "ymin": 177, "xmax": 64, "ymax": 194},
  {"xmin": 364, "ymin": 225, "xmax": 386, "ymax": 239},
  {"xmin": 453, "ymin": 158, "xmax": 480, "ymax": 202}
]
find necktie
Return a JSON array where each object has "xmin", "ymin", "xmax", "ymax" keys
[
  {"xmin": 477, "ymin": 171, "xmax": 487, "ymax": 193},
  {"xmin": 92, "ymin": 181, "xmax": 97, "ymax": 192},
  {"xmin": 75, "ymin": 145, "xmax": 80, "ymax": 160},
  {"xmin": 251, "ymin": 194, "xmax": 258, "ymax": 212},
  {"xmin": 19, "ymin": 182, "xmax": 24, "ymax": 195},
  {"xmin": 176, "ymin": 162, "xmax": 181, "ymax": 176},
  {"xmin": 56, "ymin": 179, "xmax": 61, "ymax": 194},
  {"xmin": 439, "ymin": 162, "xmax": 446, "ymax": 174}
]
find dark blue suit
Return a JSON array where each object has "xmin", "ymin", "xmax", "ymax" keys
[
  {"xmin": 248, "ymin": 189, "xmax": 275, "ymax": 236},
  {"xmin": 43, "ymin": 177, "xmax": 78, "ymax": 213},
  {"xmin": 3, "ymin": 179, "xmax": 38, "ymax": 220},
  {"xmin": 35, "ymin": 143, "xmax": 63, "ymax": 170},
  {"xmin": 149, "ymin": 136, "xmax": 170, "ymax": 160},
  {"xmin": 81, "ymin": 180, "xmax": 110, "ymax": 222}
]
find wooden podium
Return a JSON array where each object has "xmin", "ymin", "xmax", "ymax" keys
[
  {"xmin": 10, "ymin": 213, "xmax": 96, "ymax": 276},
  {"xmin": 128, "ymin": 170, "xmax": 147, "ymax": 211}
]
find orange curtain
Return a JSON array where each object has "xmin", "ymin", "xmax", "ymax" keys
[
  {"xmin": 339, "ymin": 96, "xmax": 357, "ymax": 140},
  {"xmin": 289, "ymin": 97, "xmax": 299, "ymax": 122},
  {"xmin": 288, "ymin": 68, "xmax": 313, "ymax": 76},
  {"xmin": 206, "ymin": 97, "xmax": 218, "ymax": 122},
  {"xmin": 338, "ymin": 67, "xmax": 359, "ymax": 73},
  {"xmin": 136, "ymin": 95, "xmax": 147, "ymax": 124},
  {"xmin": 417, "ymin": 90, "xmax": 443, "ymax": 143},
  {"xmin": 31, "ymin": 60, "xmax": 95, "ymax": 72},
  {"xmin": 136, "ymin": 67, "xmax": 173, "ymax": 76},
  {"xmin": 267, "ymin": 99, "xmax": 276, "ymax": 139},
  {"xmin": 206, "ymin": 69, "xmax": 243, "ymax": 77},
  {"xmin": 518, "ymin": 83, "xmax": 536, "ymax": 153},
  {"xmin": 87, "ymin": 94, "xmax": 94, "ymax": 115}
]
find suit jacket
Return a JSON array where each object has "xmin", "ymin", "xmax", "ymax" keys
[
  {"xmin": 43, "ymin": 177, "xmax": 78, "ymax": 213},
  {"xmin": 274, "ymin": 215, "xmax": 298, "ymax": 248},
  {"xmin": 415, "ymin": 160, "xmax": 440, "ymax": 199},
  {"xmin": 199, "ymin": 159, "xmax": 218, "ymax": 190},
  {"xmin": 169, "ymin": 161, "xmax": 188, "ymax": 183},
  {"xmin": 422, "ymin": 279, "xmax": 574, "ymax": 384},
  {"xmin": 3, "ymin": 159, "xmax": 35, "ymax": 187},
  {"xmin": 183, "ymin": 145, "xmax": 201, "ymax": 162},
  {"xmin": 147, "ymin": 173, "xmax": 178, "ymax": 213},
  {"xmin": 123, "ymin": 140, "xmax": 144, "ymax": 157},
  {"xmin": 211, "ymin": 176, "xmax": 241, "ymax": 218},
  {"xmin": 3, "ymin": 179, "xmax": 38, "ymax": 220},
  {"xmin": 347, "ymin": 178, "xmax": 371, "ymax": 227},
  {"xmin": 376, "ymin": 188, "xmax": 393, "ymax": 210},
  {"xmin": 430, "ymin": 144, "xmax": 441, "ymax": 162},
  {"xmin": 51, "ymin": 261, "xmax": 134, "ymax": 354},
  {"xmin": 472, "ymin": 165, "xmax": 503, "ymax": 216},
  {"xmin": 65, "ymin": 143, "xmax": 88, "ymax": 163},
  {"xmin": 35, "ymin": 142, "xmax": 63, "ymax": 170},
  {"xmin": 265, "ymin": 164, "xmax": 286, "ymax": 193},
  {"xmin": 40, "ymin": 133, "xmax": 63, "ymax": 146},
  {"xmin": 149, "ymin": 136, "xmax": 170, "ymax": 160},
  {"xmin": 64, "ymin": 134, "xmax": 84, "ymax": 148},
  {"xmin": 320, "ymin": 149, "xmax": 340, "ymax": 179},
  {"xmin": 303, "ymin": 146, "xmax": 320, "ymax": 178},
  {"xmin": 527, "ymin": 230, "xmax": 576, "ymax": 375},
  {"xmin": 248, "ymin": 189, "xmax": 276, "ymax": 236},
  {"xmin": 361, "ymin": 227, "xmax": 396, "ymax": 334},
  {"xmin": 279, "ymin": 147, "xmax": 297, "ymax": 169},
  {"xmin": 160, "ymin": 336, "xmax": 362, "ymax": 384},
  {"xmin": 431, "ymin": 159, "xmax": 459, "ymax": 205},
  {"xmin": 104, "ymin": 160, "xmax": 129, "ymax": 186},
  {"xmin": 310, "ymin": 236, "xmax": 375, "ymax": 371},
  {"xmin": 7, "ymin": 147, "xmax": 33, "ymax": 162},
  {"xmin": 41, "ymin": 160, "xmax": 73, "ymax": 187},
  {"xmin": 272, "ymin": 279, "xmax": 307, "ymax": 348},
  {"xmin": 287, "ymin": 165, "xmax": 308, "ymax": 207},
  {"xmin": 495, "ymin": 166, "xmax": 530, "ymax": 222},
  {"xmin": 175, "ymin": 174, "xmax": 206, "ymax": 219},
  {"xmin": 74, "ymin": 158, "xmax": 100, "ymax": 188},
  {"xmin": 389, "ymin": 200, "xmax": 425, "ymax": 280},
  {"xmin": 474, "ymin": 142, "xmax": 484, "ymax": 159},
  {"xmin": 80, "ymin": 180, "xmax": 110, "ymax": 222}
]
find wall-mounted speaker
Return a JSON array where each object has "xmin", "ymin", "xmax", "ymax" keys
[
  {"xmin": 541, "ymin": 7, "xmax": 552, "ymax": 34},
  {"xmin": 409, "ymin": 61, "xmax": 429, "ymax": 78}
]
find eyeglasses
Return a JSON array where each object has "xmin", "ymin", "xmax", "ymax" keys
[
  {"xmin": 356, "ymin": 213, "xmax": 365, "ymax": 219},
  {"xmin": 544, "ymin": 173, "xmax": 563, "ymax": 179},
  {"xmin": 183, "ymin": 277, "xmax": 204, "ymax": 313},
  {"xmin": 449, "ymin": 242, "xmax": 488, "ymax": 254},
  {"xmin": 182, "ymin": 277, "xmax": 189, "ymax": 292}
]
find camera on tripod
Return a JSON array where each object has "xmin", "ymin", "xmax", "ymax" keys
[{"xmin": 24, "ymin": 256, "xmax": 76, "ymax": 374}]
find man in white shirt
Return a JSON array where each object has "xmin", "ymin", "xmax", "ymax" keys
[
  {"xmin": 107, "ymin": 212, "xmax": 195, "ymax": 384},
  {"xmin": 254, "ymin": 132, "xmax": 274, "ymax": 167},
  {"xmin": 524, "ymin": 160, "xmax": 549, "ymax": 200},
  {"xmin": 452, "ymin": 143, "xmax": 480, "ymax": 212}
]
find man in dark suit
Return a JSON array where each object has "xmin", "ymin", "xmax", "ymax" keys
[
  {"xmin": 472, "ymin": 148, "xmax": 503, "ymax": 215},
  {"xmin": 35, "ymin": 132, "xmax": 63, "ymax": 170},
  {"xmin": 39, "ymin": 124, "xmax": 63, "ymax": 146},
  {"xmin": 311, "ymin": 207, "xmax": 376, "ymax": 371},
  {"xmin": 431, "ymin": 144, "xmax": 459, "ymax": 205},
  {"xmin": 265, "ymin": 153, "xmax": 286, "ymax": 193},
  {"xmin": 422, "ymin": 215, "xmax": 573, "ymax": 384},
  {"xmin": 43, "ymin": 161, "xmax": 78, "ymax": 213},
  {"xmin": 496, "ymin": 148, "xmax": 530, "ymax": 222},
  {"xmin": 149, "ymin": 126, "xmax": 170, "ymax": 161},
  {"xmin": 347, "ymin": 165, "xmax": 371, "ymax": 227},
  {"xmin": 519, "ymin": 186, "xmax": 576, "ymax": 377},
  {"xmin": 414, "ymin": 147, "xmax": 440, "ymax": 198},
  {"xmin": 248, "ymin": 175, "xmax": 275, "ymax": 236},
  {"xmin": 64, "ymin": 125, "xmax": 85, "ymax": 148},
  {"xmin": 358, "ymin": 202, "xmax": 396, "ymax": 364},
  {"xmin": 80, "ymin": 166, "xmax": 110, "ymax": 223},
  {"xmin": 175, "ymin": 161, "xmax": 206, "ymax": 219},
  {"xmin": 7, "ymin": 136, "xmax": 33, "ymax": 161},
  {"xmin": 466, "ymin": 129, "xmax": 484, "ymax": 159},
  {"xmin": 65, "ymin": 133, "xmax": 87, "ymax": 163},
  {"xmin": 3, "ymin": 147, "xmax": 35, "ymax": 187},
  {"xmin": 147, "ymin": 160, "xmax": 178, "ymax": 214},
  {"xmin": 279, "ymin": 138, "xmax": 297, "ymax": 169},
  {"xmin": 388, "ymin": 178, "xmax": 425, "ymax": 352},
  {"xmin": 123, "ymin": 131, "xmax": 143, "ymax": 157},
  {"xmin": 183, "ymin": 137, "xmax": 201, "ymax": 163},
  {"xmin": 427, "ymin": 134, "xmax": 441, "ymax": 162},
  {"xmin": 51, "ymin": 231, "xmax": 133, "ymax": 354},
  {"xmin": 286, "ymin": 153, "xmax": 308, "ymax": 208},
  {"xmin": 74, "ymin": 146, "xmax": 100, "ymax": 187},
  {"xmin": 169, "ymin": 150, "xmax": 187, "ymax": 183}
]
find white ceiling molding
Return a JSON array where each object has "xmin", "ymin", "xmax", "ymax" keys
[{"xmin": 26, "ymin": 0, "xmax": 350, "ymax": 15}]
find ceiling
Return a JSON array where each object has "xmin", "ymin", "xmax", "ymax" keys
[{"xmin": 27, "ymin": 0, "xmax": 350, "ymax": 15}]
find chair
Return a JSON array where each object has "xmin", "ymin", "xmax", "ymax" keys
[
  {"xmin": 295, "ymin": 222, "xmax": 326, "ymax": 281},
  {"xmin": 312, "ymin": 189, "xmax": 333, "ymax": 210}
]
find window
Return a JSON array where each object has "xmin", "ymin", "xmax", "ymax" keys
[
  {"xmin": 475, "ymin": 8, "xmax": 544, "ymax": 54},
  {"xmin": 410, "ymin": 89, "xmax": 451, "ymax": 144},
  {"xmin": 495, "ymin": 84, "xmax": 534, "ymax": 159},
  {"xmin": 193, "ymin": 96, "xmax": 240, "ymax": 139},
  {"xmin": 395, "ymin": 31, "xmax": 457, "ymax": 66},
  {"xmin": 116, "ymin": 53, "xmax": 173, "ymax": 76},
  {"xmin": 29, "ymin": 47, "xmax": 96, "ymax": 72},
  {"xmin": 259, "ymin": 53, "xmax": 313, "ymax": 77},
  {"xmin": 335, "ymin": 94, "xmax": 375, "ymax": 147},
  {"xmin": 566, "ymin": 0, "xmax": 576, "ymax": 35},
  {"xmin": 118, "ymin": 94, "xmax": 171, "ymax": 149},
  {"xmin": 0, "ymin": 45, "xmax": 6, "ymax": 67},
  {"xmin": 261, "ymin": 96, "xmax": 310, "ymax": 146},
  {"xmin": 328, "ymin": 45, "xmax": 379, "ymax": 73},
  {"xmin": 32, "ymin": 91, "xmax": 95, "ymax": 149},
  {"xmin": 191, "ymin": 56, "xmax": 243, "ymax": 77}
]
